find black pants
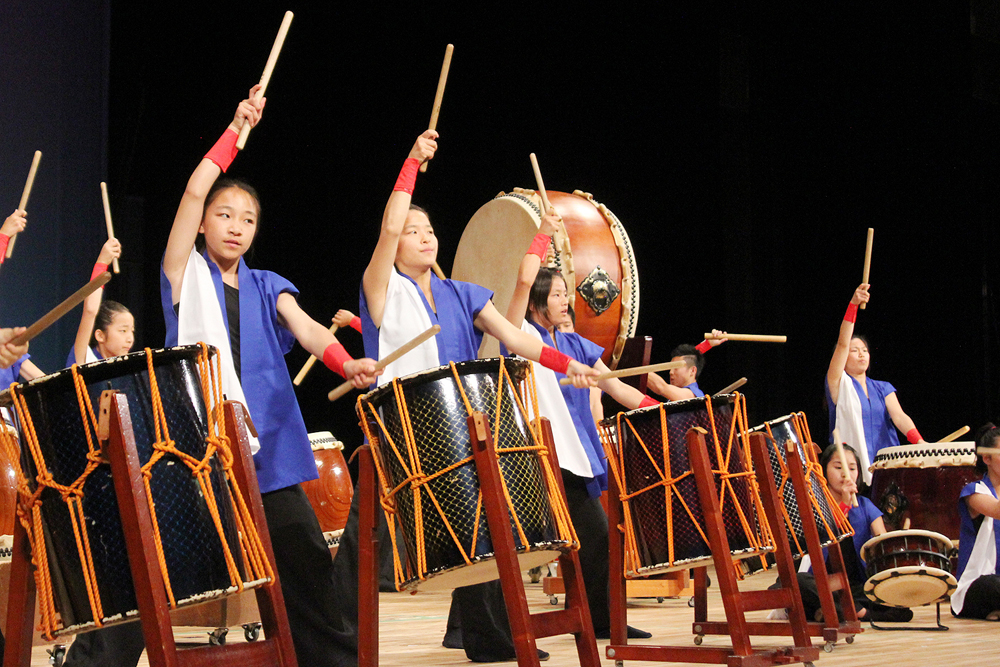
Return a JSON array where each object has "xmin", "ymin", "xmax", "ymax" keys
[
  {"xmin": 954, "ymin": 574, "xmax": 1000, "ymax": 619},
  {"xmin": 64, "ymin": 484, "xmax": 355, "ymax": 667}
]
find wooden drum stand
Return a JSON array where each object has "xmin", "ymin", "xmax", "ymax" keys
[{"xmin": 3, "ymin": 394, "xmax": 297, "ymax": 667}]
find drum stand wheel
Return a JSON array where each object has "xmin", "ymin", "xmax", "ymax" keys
[
  {"xmin": 1, "ymin": 395, "xmax": 299, "ymax": 667},
  {"xmin": 243, "ymin": 621, "xmax": 263, "ymax": 641},
  {"xmin": 45, "ymin": 644, "xmax": 66, "ymax": 667},
  {"xmin": 604, "ymin": 429, "xmax": 820, "ymax": 666},
  {"xmin": 208, "ymin": 627, "xmax": 229, "ymax": 646},
  {"xmin": 355, "ymin": 414, "xmax": 602, "ymax": 667}
]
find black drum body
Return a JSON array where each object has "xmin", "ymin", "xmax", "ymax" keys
[{"xmin": 3, "ymin": 346, "xmax": 245, "ymax": 634}]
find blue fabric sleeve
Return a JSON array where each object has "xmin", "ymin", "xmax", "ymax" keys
[{"xmin": 255, "ymin": 270, "xmax": 299, "ymax": 355}]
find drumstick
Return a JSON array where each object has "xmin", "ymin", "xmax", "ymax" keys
[
  {"xmin": 703, "ymin": 333, "xmax": 787, "ymax": 343},
  {"xmin": 529, "ymin": 153, "xmax": 552, "ymax": 214},
  {"xmin": 236, "ymin": 11, "xmax": 294, "ymax": 151},
  {"xmin": 860, "ymin": 227, "xmax": 874, "ymax": 310},
  {"xmin": 831, "ymin": 428, "xmax": 858, "ymax": 508},
  {"xmin": 713, "ymin": 377, "xmax": 748, "ymax": 396},
  {"xmin": 419, "ymin": 44, "xmax": 454, "ymax": 173},
  {"xmin": 293, "ymin": 323, "xmax": 339, "ymax": 386},
  {"xmin": 10, "ymin": 272, "xmax": 111, "ymax": 346},
  {"xmin": 977, "ymin": 447, "xmax": 1000, "ymax": 456},
  {"xmin": 432, "ymin": 262, "xmax": 447, "ymax": 280},
  {"xmin": 100, "ymin": 182, "xmax": 120, "ymax": 274},
  {"xmin": 558, "ymin": 360, "xmax": 685, "ymax": 386},
  {"xmin": 6, "ymin": 150, "xmax": 42, "ymax": 259},
  {"xmin": 939, "ymin": 425, "xmax": 970, "ymax": 443},
  {"xmin": 327, "ymin": 324, "xmax": 441, "ymax": 402}
]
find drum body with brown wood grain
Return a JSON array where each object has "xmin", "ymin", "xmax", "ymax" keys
[
  {"xmin": 302, "ymin": 431, "xmax": 352, "ymax": 535},
  {"xmin": 453, "ymin": 189, "xmax": 639, "ymax": 367}
]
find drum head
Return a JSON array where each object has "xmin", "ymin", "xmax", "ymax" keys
[
  {"xmin": 864, "ymin": 565, "xmax": 957, "ymax": 608},
  {"xmin": 404, "ymin": 548, "xmax": 565, "ymax": 592}
]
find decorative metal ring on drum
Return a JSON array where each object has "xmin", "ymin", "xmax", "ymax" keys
[
  {"xmin": 740, "ymin": 413, "xmax": 853, "ymax": 576},
  {"xmin": 860, "ymin": 530, "xmax": 957, "ymax": 608},
  {"xmin": 302, "ymin": 431, "xmax": 353, "ymax": 553},
  {"xmin": 0, "ymin": 345, "xmax": 273, "ymax": 639},
  {"xmin": 453, "ymin": 188, "xmax": 639, "ymax": 367},
  {"xmin": 357, "ymin": 358, "xmax": 577, "ymax": 591},
  {"xmin": 597, "ymin": 393, "xmax": 774, "ymax": 579},
  {"xmin": 869, "ymin": 442, "xmax": 979, "ymax": 540}
]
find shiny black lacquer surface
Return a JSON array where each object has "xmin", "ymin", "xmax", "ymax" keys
[
  {"xmin": 362, "ymin": 359, "xmax": 566, "ymax": 584},
  {"xmin": 9, "ymin": 346, "xmax": 242, "ymax": 629}
]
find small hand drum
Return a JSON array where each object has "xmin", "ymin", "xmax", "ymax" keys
[
  {"xmin": 861, "ymin": 529, "xmax": 957, "ymax": 608},
  {"xmin": 358, "ymin": 357, "xmax": 576, "ymax": 591},
  {"xmin": 302, "ymin": 431, "xmax": 353, "ymax": 541}
]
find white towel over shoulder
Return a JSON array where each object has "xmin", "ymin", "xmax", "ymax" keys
[
  {"xmin": 951, "ymin": 481, "xmax": 997, "ymax": 615},
  {"xmin": 834, "ymin": 372, "xmax": 869, "ymax": 484},
  {"xmin": 176, "ymin": 248, "xmax": 259, "ymax": 453},
  {"xmin": 376, "ymin": 269, "xmax": 440, "ymax": 385}
]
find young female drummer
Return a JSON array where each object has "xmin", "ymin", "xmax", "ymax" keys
[
  {"xmin": 331, "ymin": 129, "xmax": 599, "ymax": 664},
  {"xmin": 64, "ymin": 86, "xmax": 380, "ymax": 667},
  {"xmin": 501, "ymin": 218, "xmax": 655, "ymax": 639},
  {"xmin": 68, "ymin": 239, "xmax": 131, "ymax": 365},
  {"xmin": 793, "ymin": 444, "xmax": 911, "ymax": 623},
  {"xmin": 826, "ymin": 282, "xmax": 925, "ymax": 485},
  {"xmin": 950, "ymin": 424, "xmax": 1000, "ymax": 620}
]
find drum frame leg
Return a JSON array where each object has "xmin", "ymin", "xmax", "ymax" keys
[
  {"xmin": 868, "ymin": 602, "xmax": 949, "ymax": 632},
  {"xmin": 357, "ymin": 444, "xmax": 380, "ymax": 667},
  {"xmin": 604, "ymin": 428, "xmax": 819, "ymax": 666},
  {"xmin": 3, "ymin": 494, "xmax": 35, "ymax": 667}
]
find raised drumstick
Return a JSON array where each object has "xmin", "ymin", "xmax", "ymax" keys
[
  {"xmin": 100, "ymin": 182, "xmax": 120, "ymax": 273},
  {"xmin": 419, "ymin": 44, "xmax": 454, "ymax": 173},
  {"xmin": 558, "ymin": 360, "xmax": 685, "ymax": 386},
  {"xmin": 432, "ymin": 262, "xmax": 447, "ymax": 280},
  {"xmin": 703, "ymin": 333, "xmax": 787, "ymax": 343},
  {"xmin": 10, "ymin": 272, "xmax": 111, "ymax": 346},
  {"xmin": 328, "ymin": 324, "xmax": 441, "ymax": 401},
  {"xmin": 529, "ymin": 153, "xmax": 552, "ymax": 214},
  {"xmin": 236, "ymin": 11, "xmax": 294, "ymax": 151},
  {"xmin": 713, "ymin": 377, "xmax": 748, "ymax": 396},
  {"xmin": 6, "ymin": 150, "xmax": 42, "ymax": 258},
  {"xmin": 832, "ymin": 428, "xmax": 858, "ymax": 508},
  {"xmin": 939, "ymin": 425, "xmax": 970, "ymax": 443},
  {"xmin": 860, "ymin": 228, "xmax": 874, "ymax": 310},
  {"xmin": 293, "ymin": 323, "xmax": 339, "ymax": 386}
]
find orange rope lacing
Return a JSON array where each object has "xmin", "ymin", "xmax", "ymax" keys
[
  {"xmin": 792, "ymin": 412, "xmax": 853, "ymax": 538},
  {"xmin": 359, "ymin": 359, "xmax": 576, "ymax": 590}
]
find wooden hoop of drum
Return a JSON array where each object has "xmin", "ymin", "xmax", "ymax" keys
[
  {"xmin": 453, "ymin": 189, "xmax": 639, "ymax": 367},
  {"xmin": 861, "ymin": 529, "xmax": 957, "ymax": 608},
  {"xmin": 0, "ymin": 345, "xmax": 273, "ymax": 638},
  {"xmin": 746, "ymin": 413, "xmax": 853, "ymax": 567},
  {"xmin": 598, "ymin": 393, "xmax": 773, "ymax": 578},
  {"xmin": 869, "ymin": 442, "xmax": 978, "ymax": 540},
  {"xmin": 357, "ymin": 357, "xmax": 577, "ymax": 591},
  {"xmin": 302, "ymin": 431, "xmax": 353, "ymax": 535}
]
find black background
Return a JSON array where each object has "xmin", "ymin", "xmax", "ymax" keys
[{"xmin": 3, "ymin": 2, "xmax": 999, "ymax": 470}]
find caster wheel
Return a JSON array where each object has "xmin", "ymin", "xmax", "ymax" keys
[
  {"xmin": 846, "ymin": 635, "xmax": 855, "ymax": 644},
  {"xmin": 823, "ymin": 641, "xmax": 834, "ymax": 653},
  {"xmin": 656, "ymin": 597, "xmax": 665, "ymax": 603},
  {"xmin": 687, "ymin": 597, "xmax": 695, "ymax": 607},
  {"xmin": 208, "ymin": 627, "xmax": 229, "ymax": 646},
  {"xmin": 529, "ymin": 566, "xmax": 543, "ymax": 584},
  {"xmin": 805, "ymin": 663, "xmax": 816, "ymax": 667},
  {"xmin": 243, "ymin": 622, "xmax": 262, "ymax": 642},
  {"xmin": 694, "ymin": 635, "xmax": 704, "ymax": 646},
  {"xmin": 616, "ymin": 662, "xmax": 624, "ymax": 667},
  {"xmin": 47, "ymin": 644, "xmax": 67, "ymax": 667},
  {"xmin": 549, "ymin": 595, "xmax": 559, "ymax": 605}
]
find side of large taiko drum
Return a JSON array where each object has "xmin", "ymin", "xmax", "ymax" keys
[
  {"xmin": 0, "ymin": 421, "xmax": 17, "ymax": 538},
  {"xmin": 302, "ymin": 432, "xmax": 353, "ymax": 534},
  {"xmin": 452, "ymin": 189, "xmax": 639, "ymax": 367}
]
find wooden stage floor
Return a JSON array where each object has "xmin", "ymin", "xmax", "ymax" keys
[{"xmin": 22, "ymin": 565, "xmax": 994, "ymax": 666}]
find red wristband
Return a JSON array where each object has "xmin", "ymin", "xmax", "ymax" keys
[
  {"xmin": 205, "ymin": 128, "xmax": 239, "ymax": 173},
  {"xmin": 906, "ymin": 428, "xmax": 922, "ymax": 444},
  {"xmin": 539, "ymin": 346, "xmax": 572, "ymax": 375},
  {"xmin": 91, "ymin": 262, "xmax": 109, "ymax": 285},
  {"xmin": 844, "ymin": 302, "xmax": 858, "ymax": 323},
  {"xmin": 394, "ymin": 158, "xmax": 420, "ymax": 195},
  {"xmin": 350, "ymin": 316, "xmax": 362, "ymax": 333},
  {"xmin": 838, "ymin": 502, "xmax": 851, "ymax": 515},
  {"xmin": 323, "ymin": 342, "xmax": 354, "ymax": 379},
  {"xmin": 695, "ymin": 340, "xmax": 712, "ymax": 354},
  {"xmin": 526, "ymin": 233, "xmax": 551, "ymax": 261},
  {"xmin": 0, "ymin": 233, "xmax": 8, "ymax": 264},
  {"xmin": 639, "ymin": 395, "xmax": 659, "ymax": 408}
]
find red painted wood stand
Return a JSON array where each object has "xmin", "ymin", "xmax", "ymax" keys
[
  {"xmin": 693, "ymin": 438, "xmax": 862, "ymax": 651},
  {"xmin": 357, "ymin": 414, "xmax": 601, "ymax": 667},
  {"xmin": 606, "ymin": 428, "xmax": 820, "ymax": 666},
  {"xmin": 3, "ymin": 394, "xmax": 298, "ymax": 667}
]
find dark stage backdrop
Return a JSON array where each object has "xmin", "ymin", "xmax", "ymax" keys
[{"xmin": 5, "ymin": 3, "xmax": 999, "ymax": 472}]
